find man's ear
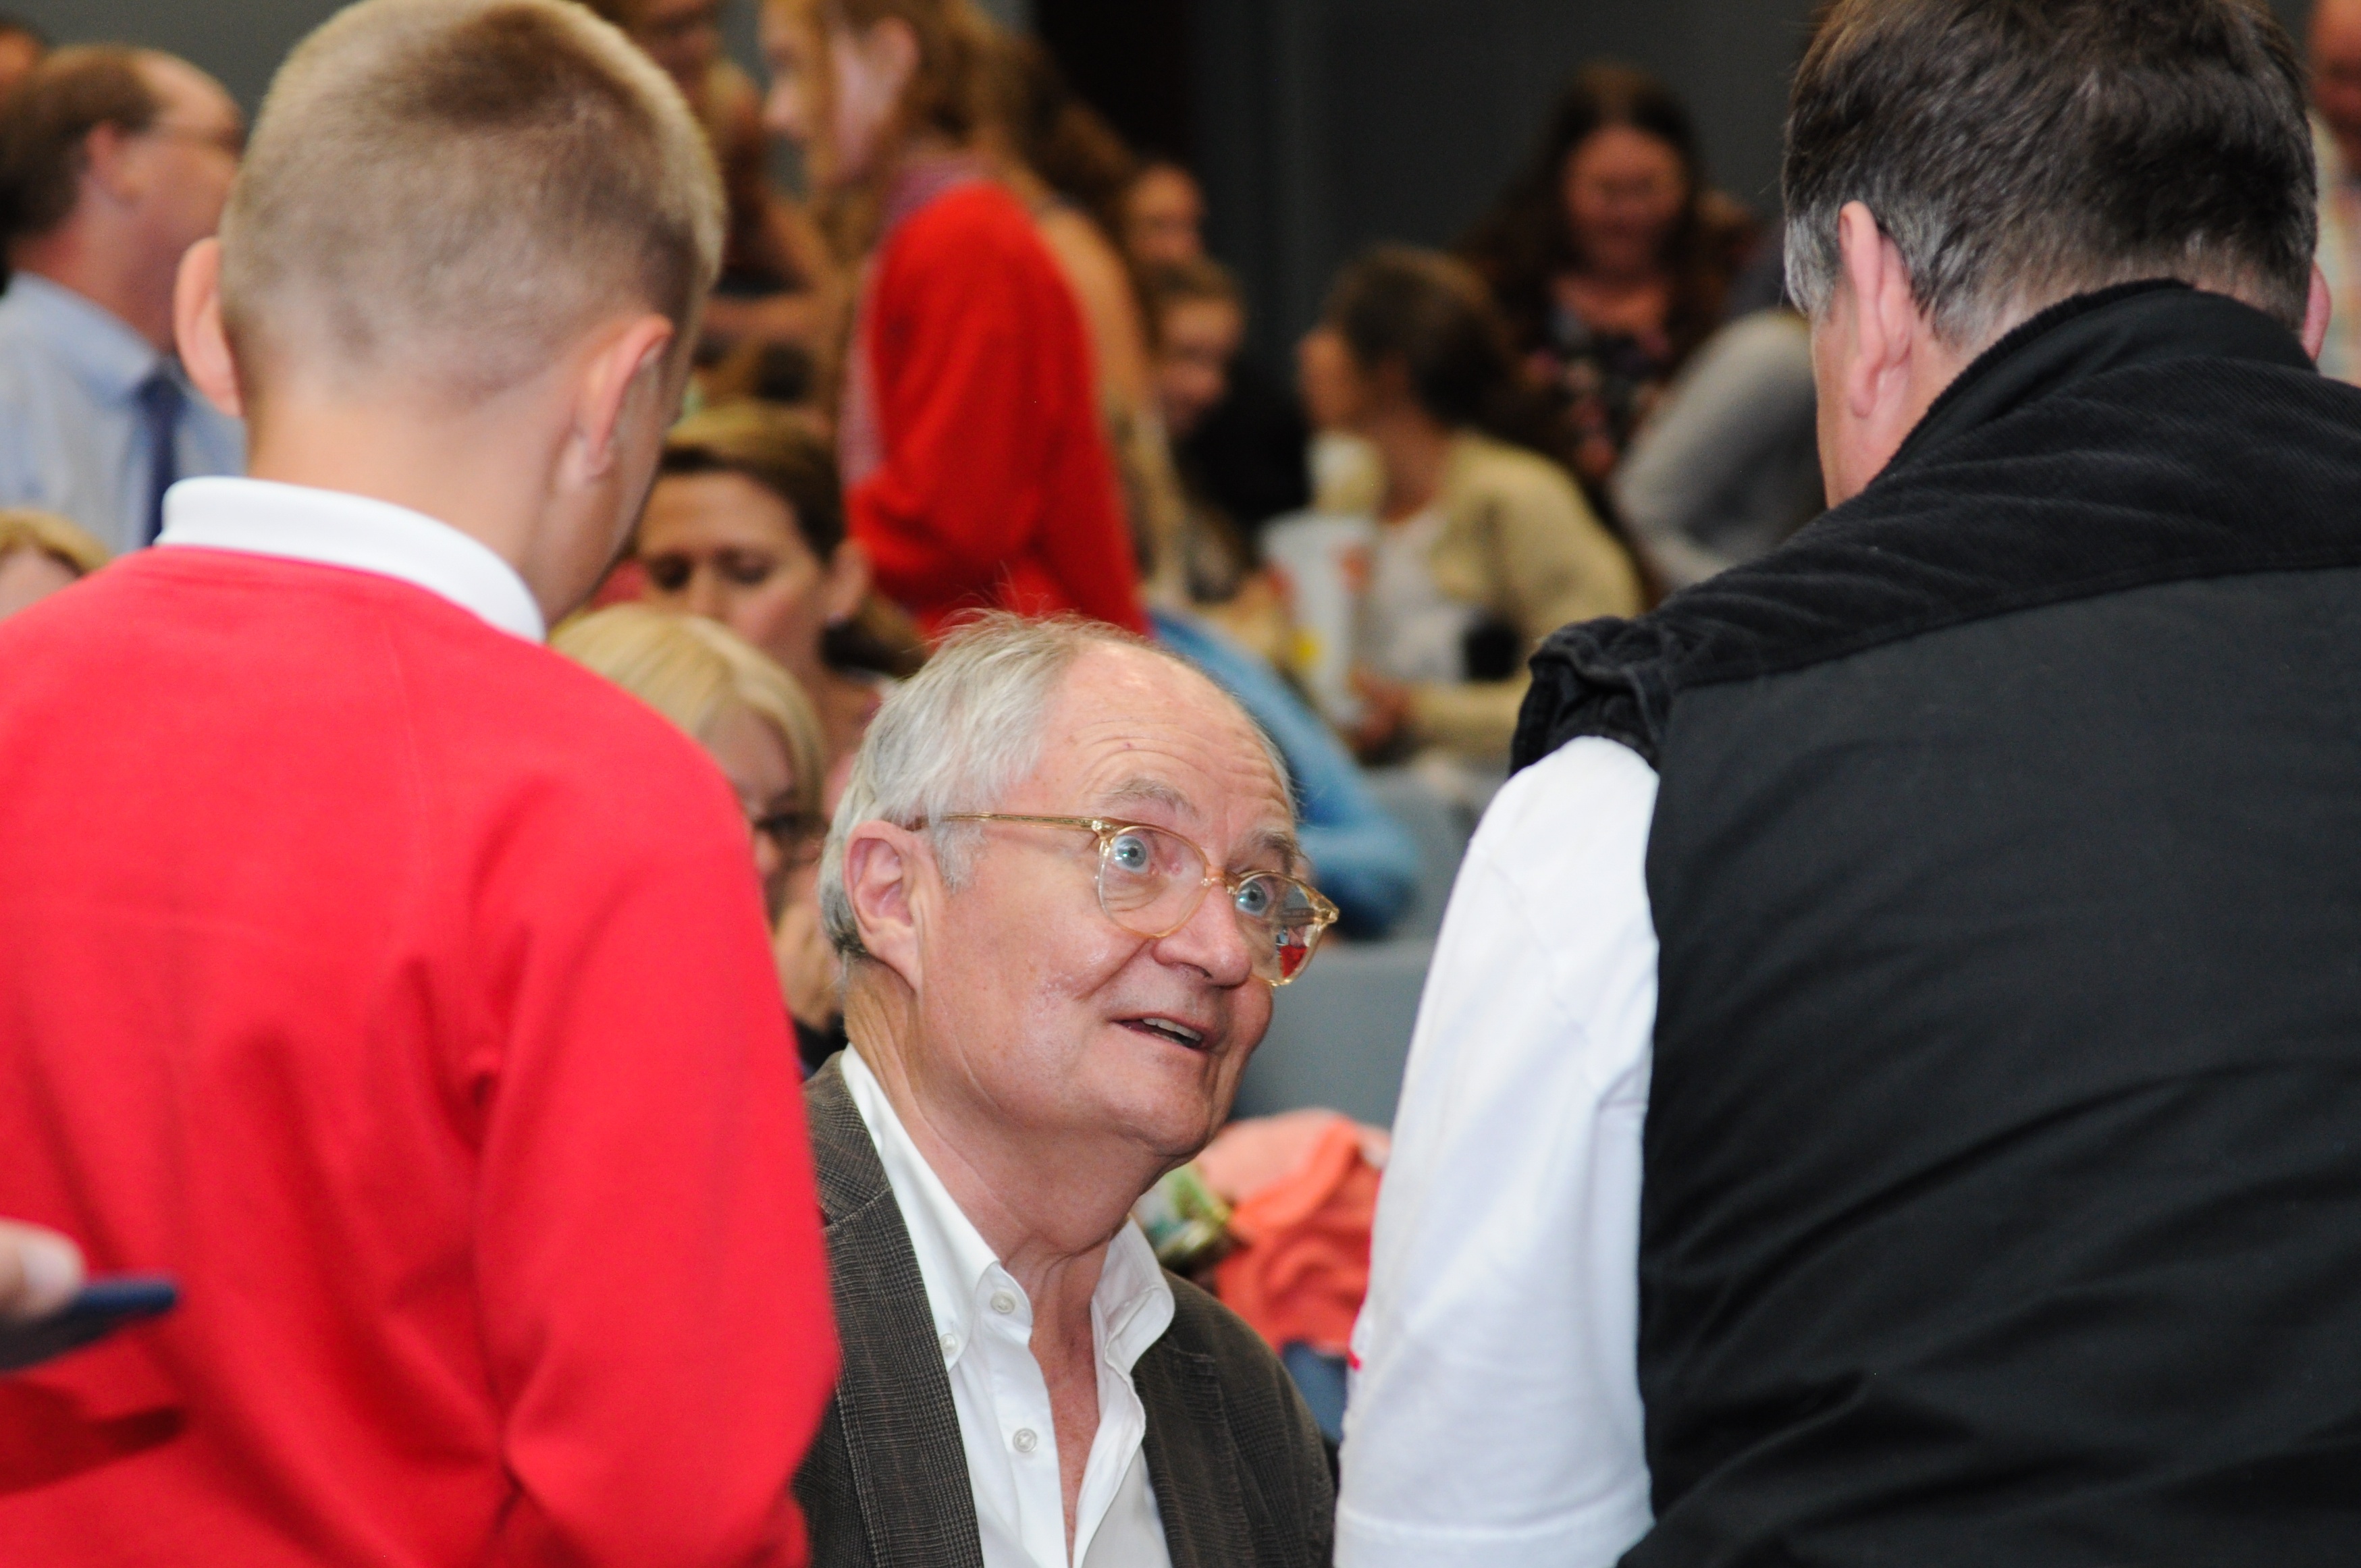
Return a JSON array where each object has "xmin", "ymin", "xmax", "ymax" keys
[
  {"xmin": 174, "ymin": 238, "xmax": 244, "ymax": 418},
  {"xmin": 2304, "ymin": 263, "xmax": 2333, "ymax": 362},
  {"xmin": 80, "ymin": 121, "xmax": 140, "ymax": 205},
  {"xmin": 564, "ymin": 314, "xmax": 677, "ymax": 487},
  {"xmin": 1833, "ymin": 201, "xmax": 1926, "ymax": 429},
  {"xmin": 843, "ymin": 821, "xmax": 928, "ymax": 990}
]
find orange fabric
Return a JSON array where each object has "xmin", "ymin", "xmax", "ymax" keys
[{"xmin": 1208, "ymin": 1115, "xmax": 1381, "ymax": 1357}]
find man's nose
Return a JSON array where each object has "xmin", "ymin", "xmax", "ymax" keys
[
  {"xmin": 685, "ymin": 568, "xmax": 726, "ymax": 620},
  {"xmin": 1152, "ymin": 880, "xmax": 1257, "ymax": 988}
]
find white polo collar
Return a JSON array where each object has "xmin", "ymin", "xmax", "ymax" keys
[{"xmin": 155, "ymin": 476, "xmax": 545, "ymax": 642}]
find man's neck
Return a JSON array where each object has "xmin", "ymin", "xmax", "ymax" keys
[
  {"xmin": 845, "ymin": 993, "xmax": 1158, "ymax": 1330},
  {"xmin": 11, "ymin": 229, "xmax": 174, "ymax": 354},
  {"xmin": 243, "ymin": 388, "xmax": 566, "ymax": 608}
]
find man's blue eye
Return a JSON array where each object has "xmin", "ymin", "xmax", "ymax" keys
[
  {"xmin": 1110, "ymin": 833, "xmax": 1152, "ymax": 872},
  {"xmin": 1235, "ymin": 877, "xmax": 1276, "ymax": 919}
]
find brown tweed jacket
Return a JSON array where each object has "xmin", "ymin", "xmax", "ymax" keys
[{"xmin": 792, "ymin": 1056, "xmax": 1336, "ymax": 1568}]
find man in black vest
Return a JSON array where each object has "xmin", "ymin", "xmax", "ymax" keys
[{"xmin": 1339, "ymin": 3, "xmax": 2361, "ymax": 1565}]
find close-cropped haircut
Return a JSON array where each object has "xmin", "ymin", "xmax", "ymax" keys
[
  {"xmin": 219, "ymin": 0, "xmax": 724, "ymax": 402},
  {"xmin": 0, "ymin": 47, "xmax": 159, "ymax": 245},
  {"xmin": 819, "ymin": 614, "xmax": 1292, "ymax": 962},
  {"xmin": 1784, "ymin": 0, "xmax": 2315, "ymax": 347}
]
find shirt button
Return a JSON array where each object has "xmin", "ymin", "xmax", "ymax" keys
[
  {"xmin": 990, "ymin": 1290, "xmax": 1017, "ymax": 1316},
  {"xmin": 938, "ymin": 1332, "xmax": 959, "ymax": 1359},
  {"xmin": 1012, "ymin": 1428, "xmax": 1038, "ymax": 1455}
]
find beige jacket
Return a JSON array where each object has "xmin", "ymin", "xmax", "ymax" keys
[{"xmin": 1404, "ymin": 432, "xmax": 1643, "ymax": 760}]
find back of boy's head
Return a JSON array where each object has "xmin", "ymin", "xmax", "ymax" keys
[{"xmin": 219, "ymin": 0, "xmax": 724, "ymax": 408}]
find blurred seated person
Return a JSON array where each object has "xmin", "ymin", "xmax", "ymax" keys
[
  {"xmin": 1123, "ymin": 159, "xmax": 1311, "ymax": 550},
  {"xmin": 0, "ymin": 506, "xmax": 103, "ymax": 620},
  {"xmin": 0, "ymin": 17, "xmax": 45, "ymax": 102},
  {"xmin": 554, "ymin": 603, "xmax": 841, "ymax": 1071},
  {"xmin": 1460, "ymin": 63, "xmax": 1755, "ymax": 493},
  {"xmin": 0, "ymin": 46, "xmax": 244, "ymax": 556},
  {"xmin": 0, "ymin": 1216, "xmax": 79, "ymax": 1326},
  {"xmin": 636, "ymin": 401, "xmax": 918, "ymax": 809},
  {"xmin": 1121, "ymin": 158, "xmax": 1203, "ymax": 271},
  {"xmin": 800, "ymin": 613, "xmax": 1335, "ymax": 1567},
  {"xmin": 985, "ymin": 36, "xmax": 1192, "ymax": 605},
  {"xmin": 1297, "ymin": 246, "xmax": 1641, "ymax": 765},
  {"xmin": 1145, "ymin": 257, "xmax": 1259, "ymax": 605},
  {"xmin": 1612, "ymin": 306, "xmax": 1822, "ymax": 591},
  {"xmin": 761, "ymin": 0, "xmax": 1145, "ymax": 638},
  {"xmin": 589, "ymin": 0, "xmax": 842, "ymax": 363}
]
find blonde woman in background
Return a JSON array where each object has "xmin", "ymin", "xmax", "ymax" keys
[
  {"xmin": 554, "ymin": 604, "xmax": 841, "ymax": 1071},
  {"xmin": 0, "ymin": 509, "xmax": 107, "ymax": 622}
]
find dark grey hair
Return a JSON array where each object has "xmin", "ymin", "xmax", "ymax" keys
[
  {"xmin": 818, "ymin": 614, "xmax": 1293, "ymax": 961},
  {"xmin": 1783, "ymin": 0, "xmax": 2315, "ymax": 348}
]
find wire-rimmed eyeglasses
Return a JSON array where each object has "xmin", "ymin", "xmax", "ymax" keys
[{"xmin": 939, "ymin": 814, "xmax": 1339, "ymax": 985}]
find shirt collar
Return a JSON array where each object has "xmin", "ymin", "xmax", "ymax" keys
[
  {"xmin": 840, "ymin": 1047, "xmax": 1175, "ymax": 1374},
  {"xmin": 2, "ymin": 272, "xmax": 167, "ymax": 402},
  {"xmin": 155, "ymin": 476, "xmax": 546, "ymax": 642}
]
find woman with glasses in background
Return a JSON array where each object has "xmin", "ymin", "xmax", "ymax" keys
[{"xmin": 554, "ymin": 604, "xmax": 841, "ymax": 1073}]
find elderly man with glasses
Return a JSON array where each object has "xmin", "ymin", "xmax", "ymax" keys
[{"xmin": 798, "ymin": 612, "xmax": 1337, "ymax": 1568}]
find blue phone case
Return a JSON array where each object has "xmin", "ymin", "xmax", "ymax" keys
[{"xmin": 0, "ymin": 1275, "xmax": 178, "ymax": 1374}]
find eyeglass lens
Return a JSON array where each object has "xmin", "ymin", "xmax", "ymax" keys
[{"xmin": 1097, "ymin": 825, "xmax": 1323, "ymax": 983}]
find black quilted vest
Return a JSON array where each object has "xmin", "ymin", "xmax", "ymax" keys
[{"xmin": 1518, "ymin": 283, "xmax": 2361, "ymax": 1567}]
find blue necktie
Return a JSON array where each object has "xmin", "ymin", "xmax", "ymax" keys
[{"xmin": 136, "ymin": 369, "xmax": 184, "ymax": 546}]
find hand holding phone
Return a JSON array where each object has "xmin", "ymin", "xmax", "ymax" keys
[
  {"xmin": 0, "ymin": 1276, "xmax": 179, "ymax": 1374},
  {"xmin": 1, "ymin": 1221, "xmax": 176, "ymax": 1373}
]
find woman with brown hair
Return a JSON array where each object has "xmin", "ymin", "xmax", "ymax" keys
[
  {"xmin": 758, "ymin": 0, "xmax": 1147, "ymax": 637},
  {"xmin": 633, "ymin": 400, "xmax": 913, "ymax": 812},
  {"xmin": 1296, "ymin": 246, "xmax": 1641, "ymax": 765},
  {"xmin": 1461, "ymin": 62, "xmax": 1757, "ymax": 492}
]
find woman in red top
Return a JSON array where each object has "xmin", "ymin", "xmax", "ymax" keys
[{"xmin": 759, "ymin": 0, "xmax": 1146, "ymax": 638}]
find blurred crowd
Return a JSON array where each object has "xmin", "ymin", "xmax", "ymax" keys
[
  {"xmin": 7, "ymin": 0, "xmax": 2361, "ymax": 1563},
  {"xmin": 0, "ymin": 0, "xmax": 1830, "ymax": 892}
]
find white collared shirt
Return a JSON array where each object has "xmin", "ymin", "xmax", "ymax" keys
[
  {"xmin": 841, "ymin": 1048, "xmax": 1177, "ymax": 1568},
  {"xmin": 0, "ymin": 273, "xmax": 244, "ymax": 556},
  {"xmin": 156, "ymin": 476, "xmax": 545, "ymax": 642},
  {"xmin": 1338, "ymin": 736, "xmax": 1661, "ymax": 1567}
]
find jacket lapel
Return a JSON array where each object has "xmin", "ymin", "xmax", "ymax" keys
[
  {"xmin": 807, "ymin": 1060, "xmax": 987, "ymax": 1568},
  {"xmin": 1136, "ymin": 1336, "xmax": 1260, "ymax": 1568}
]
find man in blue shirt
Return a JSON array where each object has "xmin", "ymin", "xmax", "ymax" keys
[{"xmin": 0, "ymin": 46, "xmax": 244, "ymax": 556}]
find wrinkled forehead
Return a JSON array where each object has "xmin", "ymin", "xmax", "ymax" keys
[{"xmin": 1039, "ymin": 648, "xmax": 1296, "ymax": 863}]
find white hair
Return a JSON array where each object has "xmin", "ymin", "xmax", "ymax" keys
[{"xmin": 820, "ymin": 614, "xmax": 1293, "ymax": 960}]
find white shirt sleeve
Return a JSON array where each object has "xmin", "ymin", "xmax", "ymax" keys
[{"xmin": 1336, "ymin": 736, "xmax": 1660, "ymax": 1567}]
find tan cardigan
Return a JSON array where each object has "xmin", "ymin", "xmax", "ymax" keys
[{"xmin": 1403, "ymin": 432, "xmax": 1643, "ymax": 760}]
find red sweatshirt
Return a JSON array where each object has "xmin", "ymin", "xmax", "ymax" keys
[
  {"xmin": 845, "ymin": 178, "xmax": 1148, "ymax": 637},
  {"xmin": 0, "ymin": 547, "xmax": 836, "ymax": 1565}
]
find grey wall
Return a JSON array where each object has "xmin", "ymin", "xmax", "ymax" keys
[{"xmin": 1198, "ymin": 0, "xmax": 2318, "ymax": 360}]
